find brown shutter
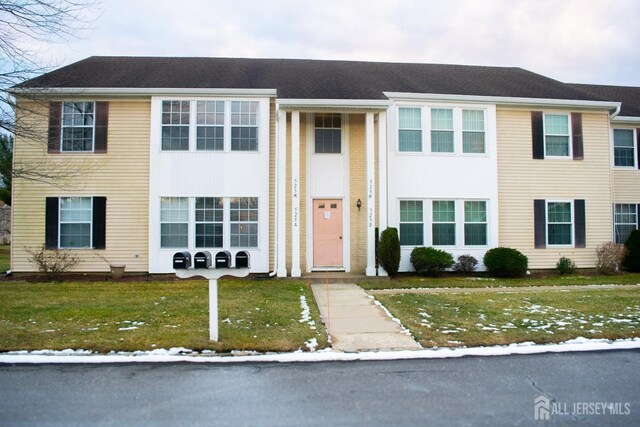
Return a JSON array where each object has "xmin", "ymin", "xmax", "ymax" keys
[
  {"xmin": 571, "ymin": 113, "xmax": 583, "ymax": 160},
  {"xmin": 534, "ymin": 199, "xmax": 546, "ymax": 248},
  {"xmin": 636, "ymin": 129, "xmax": 640, "ymax": 169},
  {"xmin": 574, "ymin": 199, "xmax": 586, "ymax": 248},
  {"xmin": 48, "ymin": 102, "xmax": 62, "ymax": 153},
  {"xmin": 94, "ymin": 102, "xmax": 109, "ymax": 153},
  {"xmin": 637, "ymin": 204, "xmax": 640, "ymax": 229},
  {"xmin": 45, "ymin": 197, "xmax": 59, "ymax": 249},
  {"xmin": 92, "ymin": 197, "xmax": 106, "ymax": 249},
  {"xmin": 531, "ymin": 112, "xmax": 544, "ymax": 159}
]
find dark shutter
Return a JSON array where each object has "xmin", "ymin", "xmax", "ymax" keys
[
  {"xmin": 92, "ymin": 197, "xmax": 106, "ymax": 249},
  {"xmin": 571, "ymin": 113, "xmax": 583, "ymax": 160},
  {"xmin": 45, "ymin": 197, "xmax": 59, "ymax": 249},
  {"xmin": 531, "ymin": 111, "xmax": 544, "ymax": 159},
  {"xmin": 636, "ymin": 129, "xmax": 640, "ymax": 169},
  {"xmin": 94, "ymin": 102, "xmax": 109, "ymax": 153},
  {"xmin": 48, "ymin": 102, "xmax": 62, "ymax": 153},
  {"xmin": 637, "ymin": 204, "xmax": 640, "ymax": 229},
  {"xmin": 534, "ymin": 199, "xmax": 546, "ymax": 248},
  {"xmin": 574, "ymin": 199, "xmax": 586, "ymax": 248}
]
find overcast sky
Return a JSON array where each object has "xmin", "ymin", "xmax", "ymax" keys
[{"xmin": 37, "ymin": 0, "xmax": 640, "ymax": 86}]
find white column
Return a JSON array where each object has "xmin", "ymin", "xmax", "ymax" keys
[
  {"xmin": 366, "ymin": 112, "xmax": 376, "ymax": 276},
  {"xmin": 377, "ymin": 110, "xmax": 388, "ymax": 276},
  {"xmin": 277, "ymin": 109, "xmax": 288, "ymax": 277},
  {"xmin": 291, "ymin": 111, "xmax": 301, "ymax": 277}
]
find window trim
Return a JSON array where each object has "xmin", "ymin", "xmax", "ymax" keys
[
  {"xmin": 194, "ymin": 197, "xmax": 224, "ymax": 248},
  {"xmin": 463, "ymin": 200, "xmax": 488, "ymax": 246},
  {"xmin": 546, "ymin": 200, "xmax": 574, "ymax": 247},
  {"xmin": 58, "ymin": 196, "xmax": 93, "ymax": 249},
  {"xmin": 613, "ymin": 203, "xmax": 638, "ymax": 244},
  {"xmin": 612, "ymin": 128, "xmax": 637, "ymax": 169},
  {"xmin": 398, "ymin": 107, "xmax": 423, "ymax": 153},
  {"xmin": 432, "ymin": 200, "xmax": 456, "ymax": 246},
  {"xmin": 60, "ymin": 101, "xmax": 96, "ymax": 153},
  {"xmin": 399, "ymin": 199, "xmax": 424, "ymax": 246},
  {"xmin": 229, "ymin": 197, "xmax": 259, "ymax": 248},
  {"xmin": 462, "ymin": 109, "xmax": 486, "ymax": 154},
  {"xmin": 313, "ymin": 113, "xmax": 343, "ymax": 155},
  {"xmin": 543, "ymin": 113, "xmax": 572, "ymax": 159},
  {"xmin": 160, "ymin": 197, "xmax": 190, "ymax": 248}
]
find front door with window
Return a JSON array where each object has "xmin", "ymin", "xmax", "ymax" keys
[{"xmin": 313, "ymin": 199, "xmax": 343, "ymax": 267}]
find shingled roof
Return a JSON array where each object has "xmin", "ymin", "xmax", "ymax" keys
[
  {"xmin": 18, "ymin": 56, "xmax": 609, "ymax": 103},
  {"xmin": 568, "ymin": 83, "xmax": 640, "ymax": 118}
]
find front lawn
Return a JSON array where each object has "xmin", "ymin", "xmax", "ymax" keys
[
  {"xmin": 0, "ymin": 279, "xmax": 327, "ymax": 353},
  {"xmin": 359, "ymin": 273, "xmax": 640, "ymax": 290},
  {"xmin": 375, "ymin": 288, "xmax": 640, "ymax": 348}
]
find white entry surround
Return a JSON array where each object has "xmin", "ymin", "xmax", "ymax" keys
[
  {"xmin": 148, "ymin": 95, "xmax": 271, "ymax": 273},
  {"xmin": 386, "ymin": 99, "xmax": 499, "ymax": 271}
]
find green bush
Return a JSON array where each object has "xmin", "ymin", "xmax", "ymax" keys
[
  {"xmin": 622, "ymin": 230, "xmax": 640, "ymax": 272},
  {"xmin": 483, "ymin": 247, "xmax": 528, "ymax": 278},
  {"xmin": 410, "ymin": 247, "xmax": 454, "ymax": 276},
  {"xmin": 378, "ymin": 228, "xmax": 400, "ymax": 276},
  {"xmin": 556, "ymin": 257, "xmax": 577, "ymax": 275}
]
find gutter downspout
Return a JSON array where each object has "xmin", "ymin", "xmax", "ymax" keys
[
  {"xmin": 269, "ymin": 102, "xmax": 279, "ymax": 277},
  {"xmin": 610, "ymin": 103, "xmax": 621, "ymax": 119}
]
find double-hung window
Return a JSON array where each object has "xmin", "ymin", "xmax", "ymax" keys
[
  {"xmin": 230, "ymin": 197, "xmax": 258, "ymax": 247},
  {"xmin": 231, "ymin": 101, "xmax": 259, "ymax": 151},
  {"xmin": 399, "ymin": 201, "xmax": 423, "ymax": 246},
  {"xmin": 398, "ymin": 108, "xmax": 422, "ymax": 152},
  {"xmin": 59, "ymin": 197, "xmax": 92, "ymax": 248},
  {"xmin": 160, "ymin": 197, "xmax": 188, "ymax": 247},
  {"xmin": 464, "ymin": 201, "xmax": 487, "ymax": 245},
  {"xmin": 432, "ymin": 200, "xmax": 456, "ymax": 245},
  {"xmin": 61, "ymin": 102, "xmax": 94, "ymax": 152},
  {"xmin": 462, "ymin": 110, "xmax": 485, "ymax": 153},
  {"xmin": 162, "ymin": 101, "xmax": 190, "ymax": 150},
  {"xmin": 547, "ymin": 201, "xmax": 573, "ymax": 245},
  {"xmin": 613, "ymin": 204, "xmax": 637, "ymax": 244},
  {"xmin": 431, "ymin": 109, "xmax": 454, "ymax": 153},
  {"xmin": 613, "ymin": 129, "xmax": 635, "ymax": 167},
  {"xmin": 544, "ymin": 114, "xmax": 570, "ymax": 157},
  {"xmin": 315, "ymin": 113, "xmax": 342, "ymax": 153},
  {"xmin": 196, "ymin": 101, "xmax": 224, "ymax": 151},
  {"xmin": 195, "ymin": 197, "xmax": 223, "ymax": 248}
]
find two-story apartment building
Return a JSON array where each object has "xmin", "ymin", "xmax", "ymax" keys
[{"xmin": 9, "ymin": 57, "xmax": 640, "ymax": 275}]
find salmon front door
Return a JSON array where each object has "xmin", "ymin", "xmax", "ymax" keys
[{"xmin": 313, "ymin": 199, "xmax": 343, "ymax": 267}]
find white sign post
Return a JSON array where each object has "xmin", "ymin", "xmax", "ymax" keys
[{"xmin": 175, "ymin": 268, "xmax": 250, "ymax": 341}]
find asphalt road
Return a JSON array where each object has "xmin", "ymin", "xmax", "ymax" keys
[{"xmin": 1, "ymin": 350, "xmax": 638, "ymax": 426}]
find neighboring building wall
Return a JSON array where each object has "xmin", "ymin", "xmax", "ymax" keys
[
  {"xmin": 12, "ymin": 98, "xmax": 151, "ymax": 272},
  {"xmin": 497, "ymin": 108, "xmax": 612, "ymax": 269},
  {"xmin": 0, "ymin": 204, "xmax": 10, "ymax": 244}
]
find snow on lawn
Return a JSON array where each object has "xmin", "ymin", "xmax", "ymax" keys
[
  {"xmin": 299, "ymin": 289, "xmax": 319, "ymax": 351},
  {"xmin": 2, "ymin": 337, "xmax": 639, "ymax": 364}
]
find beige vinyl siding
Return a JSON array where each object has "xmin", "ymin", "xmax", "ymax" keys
[
  {"xmin": 497, "ymin": 108, "xmax": 612, "ymax": 269},
  {"xmin": 12, "ymin": 99, "xmax": 151, "ymax": 272}
]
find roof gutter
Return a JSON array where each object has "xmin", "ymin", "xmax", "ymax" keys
[
  {"xmin": 9, "ymin": 87, "xmax": 278, "ymax": 97},
  {"xmin": 611, "ymin": 115, "xmax": 640, "ymax": 124},
  {"xmin": 383, "ymin": 92, "xmax": 621, "ymax": 111}
]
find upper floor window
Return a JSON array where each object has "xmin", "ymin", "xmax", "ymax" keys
[
  {"xmin": 431, "ymin": 109, "xmax": 454, "ymax": 153},
  {"xmin": 462, "ymin": 110, "xmax": 485, "ymax": 153},
  {"xmin": 62, "ymin": 102, "xmax": 94, "ymax": 152},
  {"xmin": 160, "ymin": 100, "xmax": 260, "ymax": 152},
  {"xmin": 196, "ymin": 101, "xmax": 224, "ymax": 151},
  {"xmin": 544, "ymin": 114, "xmax": 570, "ymax": 157},
  {"xmin": 231, "ymin": 101, "xmax": 259, "ymax": 151},
  {"xmin": 399, "ymin": 200, "xmax": 424, "ymax": 246},
  {"xmin": 613, "ymin": 129, "xmax": 635, "ymax": 167},
  {"xmin": 398, "ymin": 108, "xmax": 422, "ymax": 152},
  {"xmin": 162, "ymin": 101, "xmax": 190, "ymax": 151},
  {"xmin": 315, "ymin": 113, "xmax": 341, "ymax": 153}
]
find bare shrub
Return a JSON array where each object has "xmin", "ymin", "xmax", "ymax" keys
[
  {"xmin": 595, "ymin": 242, "xmax": 626, "ymax": 275},
  {"xmin": 454, "ymin": 254, "xmax": 478, "ymax": 274},
  {"xmin": 24, "ymin": 244, "xmax": 81, "ymax": 280}
]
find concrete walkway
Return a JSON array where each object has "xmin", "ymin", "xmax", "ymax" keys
[
  {"xmin": 311, "ymin": 283, "xmax": 421, "ymax": 352},
  {"xmin": 368, "ymin": 283, "xmax": 640, "ymax": 295}
]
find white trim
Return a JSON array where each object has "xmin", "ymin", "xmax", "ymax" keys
[
  {"xmin": 546, "ymin": 200, "xmax": 575, "ymax": 248},
  {"xmin": 383, "ymin": 92, "xmax": 620, "ymax": 110},
  {"xmin": 277, "ymin": 99, "xmax": 391, "ymax": 110},
  {"xmin": 612, "ymin": 116, "xmax": 640, "ymax": 124},
  {"xmin": 58, "ymin": 196, "xmax": 94, "ymax": 249},
  {"xmin": 542, "ymin": 112, "xmax": 572, "ymax": 159},
  {"xmin": 277, "ymin": 109, "xmax": 288, "ymax": 277},
  {"xmin": 13, "ymin": 87, "xmax": 278, "ymax": 97},
  {"xmin": 291, "ymin": 111, "xmax": 301, "ymax": 277},
  {"xmin": 611, "ymin": 128, "xmax": 637, "ymax": 169},
  {"xmin": 377, "ymin": 111, "xmax": 388, "ymax": 276},
  {"xmin": 366, "ymin": 112, "xmax": 376, "ymax": 276},
  {"xmin": 60, "ymin": 101, "xmax": 96, "ymax": 153}
]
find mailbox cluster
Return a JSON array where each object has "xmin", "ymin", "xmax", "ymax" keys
[{"xmin": 173, "ymin": 250, "xmax": 250, "ymax": 270}]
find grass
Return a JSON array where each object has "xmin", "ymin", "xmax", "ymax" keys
[
  {"xmin": 0, "ymin": 245, "xmax": 9, "ymax": 273},
  {"xmin": 359, "ymin": 273, "xmax": 640, "ymax": 290},
  {"xmin": 0, "ymin": 279, "xmax": 328, "ymax": 353},
  {"xmin": 375, "ymin": 288, "xmax": 640, "ymax": 348}
]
